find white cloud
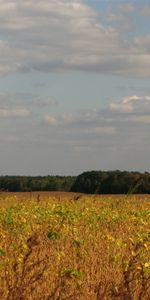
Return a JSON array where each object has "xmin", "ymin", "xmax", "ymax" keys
[
  {"xmin": 44, "ymin": 113, "xmax": 82, "ymax": 126},
  {"xmin": 0, "ymin": 0, "xmax": 149, "ymax": 76},
  {"xmin": 1, "ymin": 91, "xmax": 150, "ymax": 174},
  {"xmin": 110, "ymin": 102, "xmax": 133, "ymax": 112},
  {"xmin": 44, "ymin": 94, "xmax": 150, "ymax": 133},
  {"xmin": 44, "ymin": 115, "xmax": 58, "ymax": 125},
  {"xmin": 0, "ymin": 108, "xmax": 31, "ymax": 118},
  {"xmin": 110, "ymin": 95, "xmax": 150, "ymax": 113},
  {"xmin": 44, "ymin": 109, "xmax": 117, "ymax": 136}
]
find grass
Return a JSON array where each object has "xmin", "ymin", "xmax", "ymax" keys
[{"xmin": 0, "ymin": 192, "xmax": 150, "ymax": 299}]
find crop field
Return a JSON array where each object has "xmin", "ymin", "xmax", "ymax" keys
[{"xmin": 0, "ymin": 192, "xmax": 150, "ymax": 299}]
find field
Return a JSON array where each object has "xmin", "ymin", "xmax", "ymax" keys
[{"xmin": 0, "ymin": 192, "xmax": 150, "ymax": 299}]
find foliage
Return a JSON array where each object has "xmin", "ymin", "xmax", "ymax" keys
[
  {"xmin": 0, "ymin": 171, "xmax": 150, "ymax": 194},
  {"xmin": 71, "ymin": 170, "xmax": 150, "ymax": 194},
  {"xmin": 0, "ymin": 193, "xmax": 149, "ymax": 299},
  {"xmin": 0, "ymin": 175, "xmax": 75, "ymax": 192}
]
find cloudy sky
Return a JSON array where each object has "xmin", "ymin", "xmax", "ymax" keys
[{"xmin": 0, "ymin": 0, "xmax": 150, "ymax": 175}]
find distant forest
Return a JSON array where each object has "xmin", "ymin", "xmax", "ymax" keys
[{"xmin": 0, "ymin": 170, "xmax": 150, "ymax": 194}]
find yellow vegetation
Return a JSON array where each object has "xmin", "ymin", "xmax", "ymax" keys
[{"xmin": 0, "ymin": 193, "xmax": 150, "ymax": 299}]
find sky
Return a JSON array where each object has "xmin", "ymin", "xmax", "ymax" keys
[{"xmin": 0, "ymin": 0, "xmax": 150, "ymax": 176}]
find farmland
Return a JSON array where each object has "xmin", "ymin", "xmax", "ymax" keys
[{"xmin": 0, "ymin": 192, "xmax": 150, "ymax": 299}]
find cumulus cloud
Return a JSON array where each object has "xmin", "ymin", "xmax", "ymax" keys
[
  {"xmin": 0, "ymin": 0, "xmax": 150, "ymax": 77},
  {"xmin": 110, "ymin": 95, "xmax": 150, "ymax": 114},
  {"xmin": 1, "ymin": 92, "xmax": 150, "ymax": 173},
  {"xmin": 44, "ymin": 109, "xmax": 117, "ymax": 136},
  {"xmin": 44, "ymin": 95, "xmax": 150, "ymax": 138},
  {"xmin": 44, "ymin": 115, "xmax": 58, "ymax": 125},
  {"xmin": 0, "ymin": 108, "xmax": 30, "ymax": 118}
]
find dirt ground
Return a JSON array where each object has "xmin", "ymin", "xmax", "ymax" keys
[{"xmin": 1, "ymin": 191, "xmax": 150, "ymax": 201}]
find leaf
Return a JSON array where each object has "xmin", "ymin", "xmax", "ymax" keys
[
  {"xmin": 0, "ymin": 248, "xmax": 6, "ymax": 257},
  {"xmin": 47, "ymin": 231, "xmax": 60, "ymax": 240},
  {"xmin": 61, "ymin": 268, "xmax": 83, "ymax": 280}
]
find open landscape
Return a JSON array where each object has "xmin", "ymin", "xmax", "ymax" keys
[
  {"xmin": 0, "ymin": 192, "xmax": 149, "ymax": 299},
  {"xmin": 1, "ymin": 0, "xmax": 150, "ymax": 299}
]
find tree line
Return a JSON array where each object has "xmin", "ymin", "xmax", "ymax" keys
[
  {"xmin": 71, "ymin": 170, "xmax": 150, "ymax": 194},
  {"xmin": 0, "ymin": 171, "xmax": 150, "ymax": 193},
  {"xmin": 0, "ymin": 175, "xmax": 75, "ymax": 192}
]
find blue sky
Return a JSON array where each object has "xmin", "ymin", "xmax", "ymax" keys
[{"xmin": 0, "ymin": 0, "xmax": 150, "ymax": 175}]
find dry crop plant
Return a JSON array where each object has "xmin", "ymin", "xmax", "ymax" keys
[
  {"xmin": 0, "ymin": 194, "xmax": 149, "ymax": 299},
  {"xmin": 96, "ymin": 241, "xmax": 150, "ymax": 299}
]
